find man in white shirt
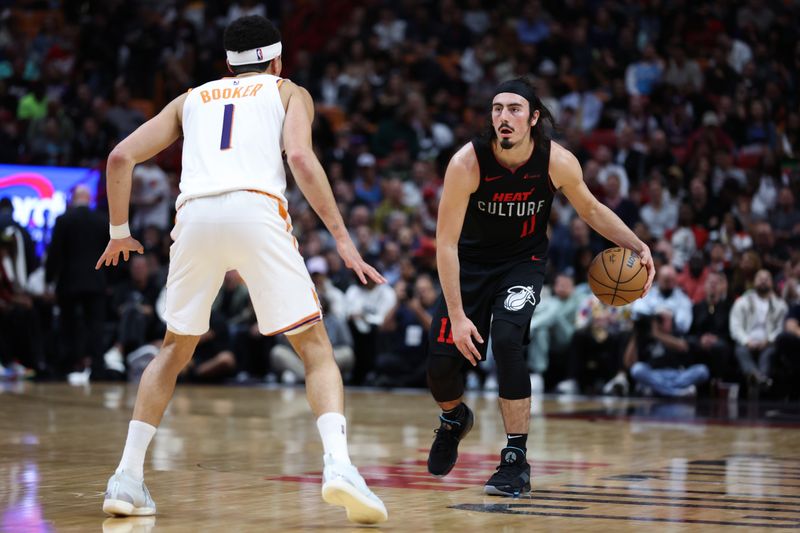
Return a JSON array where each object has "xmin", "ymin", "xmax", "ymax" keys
[
  {"xmin": 730, "ymin": 269, "xmax": 788, "ymax": 387},
  {"xmin": 130, "ymin": 159, "xmax": 171, "ymax": 233}
]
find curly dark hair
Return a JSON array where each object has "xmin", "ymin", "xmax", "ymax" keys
[{"xmin": 223, "ymin": 15, "xmax": 281, "ymax": 75}]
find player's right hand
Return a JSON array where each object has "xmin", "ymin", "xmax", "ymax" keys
[
  {"xmin": 95, "ymin": 237, "xmax": 144, "ymax": 269},
  {"xmin": 451, "ymin": 316, "xmax": 484, "ymax": 366},
  {"xmin": 336, "ymin": 237, "xmax": 387, "ymax": 285}
]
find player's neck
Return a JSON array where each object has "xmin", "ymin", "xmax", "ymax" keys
[{"xmin": 492, "ymin": 137, "xmax": 534, "ymax": 170}]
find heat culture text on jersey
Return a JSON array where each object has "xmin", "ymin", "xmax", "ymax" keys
[{"xmin": 476, "ymin": 190, "xmax": 547, "ymax": 218}]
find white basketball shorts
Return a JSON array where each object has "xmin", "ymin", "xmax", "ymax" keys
[{"xmin": 164, "ymin": 190, "xmax": 321, "ymax": 336}]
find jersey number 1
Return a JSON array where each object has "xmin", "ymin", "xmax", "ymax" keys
[{"xmin": 220, "ymin": 104, "xmax": 235, "ymax": 150}]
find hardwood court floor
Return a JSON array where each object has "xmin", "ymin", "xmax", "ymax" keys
[{"xmin": 2, "ymin": 383, "xmax": 800, "ymax": 532}]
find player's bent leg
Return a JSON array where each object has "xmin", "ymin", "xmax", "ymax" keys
[
  {"xmin": 104, "ymin": 331, "xmax": 201, "ymax": 517},
  {"xmin": 426, "ymin": 353, "xmax": 474, "ymax": 477},
  {"xmin": 286, "ymin": 322, "xmax": 388, "ymax": 524},
  {"xmin": 486, "ymin": 320, "xmax": 532, "ymax": 497}
]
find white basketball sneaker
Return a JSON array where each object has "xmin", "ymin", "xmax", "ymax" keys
[
  {"xmin": 321, "ymin": 454, "xmax": 388, "ymax": 524},
  {"xmin": 103, "ymin": 470, "xmax": 156, "ymax": 516}
]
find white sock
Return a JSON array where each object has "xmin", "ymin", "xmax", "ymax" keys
[
  {"xmin": 116, "ymin": 420, "xmax": 157, "ymax": 480},
  {"xmin": 316, "ymin": 412, "xmax": 351, "ymax": 465}
]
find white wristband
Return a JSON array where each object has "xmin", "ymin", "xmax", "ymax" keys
[{"xmin": 109, "ymin": 222, "xmax": 131, "ymax": 239}]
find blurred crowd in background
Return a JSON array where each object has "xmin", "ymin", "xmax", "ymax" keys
[{"xmin": 0, "ymin": 0, "xmax": 799, "ymax": 400}]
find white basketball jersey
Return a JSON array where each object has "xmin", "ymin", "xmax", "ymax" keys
[{"xmin": 177, "ymin": 73, "xmax": 286, "ymax": 209}]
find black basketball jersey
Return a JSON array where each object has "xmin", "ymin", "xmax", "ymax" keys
[{"xmin": 457, "ymin": 136, "xmax": 555, "ymax": 263}]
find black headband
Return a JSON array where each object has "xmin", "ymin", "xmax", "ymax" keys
[{"xmin": 493, "ymin": 79, "xmax": 537, "ymax": 108}]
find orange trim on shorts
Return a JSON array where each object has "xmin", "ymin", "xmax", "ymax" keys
[
  {"xmin": 265, "ymin": 311, "xmax": 322, "ymax": 336},
  {"xmin": 245, "ymin": 189, "xmax": 293, "ymax": 233},
  {"xmin": 311, "ymin": 287, "xmax": 321, "ymax": 311}
]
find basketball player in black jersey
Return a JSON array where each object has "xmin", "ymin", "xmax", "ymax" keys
[{"xmin": 426, "ymin": 78, "xmax": 655, "ymax": 496}]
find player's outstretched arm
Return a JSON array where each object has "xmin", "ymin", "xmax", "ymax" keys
[
  {"xmin": 550, "ymin": 142, "xmax": 655, "ymax": 295},
  {"xmin": 437, "ymin": 145, "xmax": 484, "ymax": 365},
  {"xmin": 96, "ymin": 93, "xmax": 186, "ymax": 269},
  {"xmin": 282, "ymin": 81, "xmax": 385, "ymax": 285}
]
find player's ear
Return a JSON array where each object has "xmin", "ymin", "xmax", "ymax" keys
[
  {"xmin": 270, "ymin": 56, "xmax": 283, "ymax": 76},
  {"xmin": 530, "ymin": 109, "xmax": 540, "ymax": 128},
  {"xmin": 226, "ymin": 60, "xmax": 233, "ymax": 74}
]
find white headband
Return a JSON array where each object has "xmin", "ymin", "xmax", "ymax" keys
[{"xmin": 226, "ymin": 42, "xmax": 282, "ymax": 66}]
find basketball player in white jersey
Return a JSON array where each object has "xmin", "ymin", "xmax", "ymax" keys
[{"xmin": 96, "ymin": 16, "xmax": 387, "ymax": 524}]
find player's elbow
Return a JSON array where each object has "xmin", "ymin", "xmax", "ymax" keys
[
  {"xmin": 286, "ymin": 148, "xmax": 314, "ymax": 175},
  {"xmin": 107, "ymin": 145, "xmax": 135, "ymax": 169}
]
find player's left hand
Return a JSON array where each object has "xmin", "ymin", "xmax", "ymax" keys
[
  {"xmin": 95, "ymin": 237, "xmax": 144, "ymax": 269},
  {"xmin": 336, "ymin": 237, "xmax": 387, "ymax": 285},
  {"xmin": 638, "ymin": 243, "xmax": 656, "ymax": 296}
]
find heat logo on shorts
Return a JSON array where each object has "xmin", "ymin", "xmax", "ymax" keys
[{"xmin": 504, "ymin": 285, "xmax": 536, "ymax": 311}]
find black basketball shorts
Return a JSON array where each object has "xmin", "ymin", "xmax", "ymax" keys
[{"xmin": 429, "ymin": 255, "xmax": 547, "ymax": 360}]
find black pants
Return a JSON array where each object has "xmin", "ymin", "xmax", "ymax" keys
[
  {"xmin": 686, "ymin": 336, "xmax": 735, "ymax": 380},
  {"xmin": 567, "ymin": 328, "xmax": 627, "ymax": 389},
  {"xmin": 0, "ymin": 302, "xmax": 44, "ymax": 370},
  {"xmin": 57, "ymin": 291, "xmax": 105, "ymax": 374},
  {"xmin": 350, "ymin": 323, "xmax": 378, "ymax": 385}
]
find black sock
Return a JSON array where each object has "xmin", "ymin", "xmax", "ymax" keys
[
  {"xmin": 441, "ymin": 403, "xmax": 466, "ymax": 423},
  {"xmin": 506, "ymin": 433, "xmax": 527, "ymax": 453}
]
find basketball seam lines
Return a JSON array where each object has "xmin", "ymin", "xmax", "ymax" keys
[
  {"xmin": 599, "ymin": 251, "xmax": 615, "ymax": 282},
  {"xmin": 588, "ymin": 273, "xmax": 644, "ymax": 292},
  {"xmin": 612, "ymin": 250, "xmax": 626, "ymax": 306},
  {"xmin": 619, "ymin": 263, "xmax": 645, "ymax": 285}
]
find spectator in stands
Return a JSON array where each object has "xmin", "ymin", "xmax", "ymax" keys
[
  {"xmin": 640, "ymin": 176, "xmax": 678, "ymax": 240},
  {"xmin": 130, "ymin": 159, "xmax": 171, "ymax": 234},
  {"xmin": 677, "ymin": 251, "xmax": 710, "ymax": 304},
  {"xmin": 625, "ymin": 44, "xmax": 663, "ymax": 96},
  {"xmin": 602, "ymin": 172, "xmax": 639, "ymax": 228},
  {"xmin": 182, "ymin": 313, "xmax": 237, "ymax": 383},
  {"xmin": 668, "ymin": 204, "xmax": 709, "ymax": 271},
  {"xmin": 344, "ymin": 276, "xmax": 396, "ymax": 385},
  {"xmin": 730, "ymin": 269, "xmax": 788, "ymax": 388},
  {"xmin": 104, "ymin": 254, "xmax": 166, "ymax": 381},
  {"xmin": 614, "ymin": 124, "xmax": 647, "ymax": 186},
  {"xmin": 374, "ymin": 273, "xmax": 437, "ymax": 388},
  {"xmin": 271, "ymin": 296, "xmax": 354, "ymax": 385},
  {"xmin": 688, "ymin": 271, "xmax": 735, "ymax": 380},
  {"xmin": 527, "ymin": 273, "xmax": 587, "ymax": 394},
  {"xmin": 0, "ymin": 198, "xmax": 38, "ymax": 274},
  {"xmin": 773, "ymin": 187, "xmax": 800, "ymax": 244},
  {"xmin": 625, "ymin": 264, "xmax": 697, "ymax": 396},
  {"xmin": 0, "ymin": 226, "xmax": 43, "ymax": 380},
  {"xmin": 556, "ymin": 295, "xmax": 632, "ymax": 395},
  {"xmin": 767, "ymin": 302, "xmax": 800, "ymax": 396},
  {"xmin": 45, "ymin": 185, "xmax": 108, "ymax": 381}
]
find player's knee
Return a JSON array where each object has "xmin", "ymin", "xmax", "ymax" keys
[
  {"xmin": 427, "ymin": 354, "xmax": 464, "ymax": 402},
  {"xmin": 491, "ymin": 320, "xmax": 530, "ymax": 400},
  {"xmin": 491, "ymin": 320, "xmax": 527, "ymax": 359}
]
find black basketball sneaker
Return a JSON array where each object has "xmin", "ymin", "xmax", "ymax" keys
[
  {"xmin": 484, "ymin": 447, "xmax": 531, "ymax": 496},
  {"xmin": 427, "ymin": 404, "xmax": 474, "ymax": 477}
]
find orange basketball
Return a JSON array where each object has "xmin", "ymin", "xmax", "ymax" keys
[{"xmin": 587, "ymin": 247, "xmax": 648, "ymax": 306}]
